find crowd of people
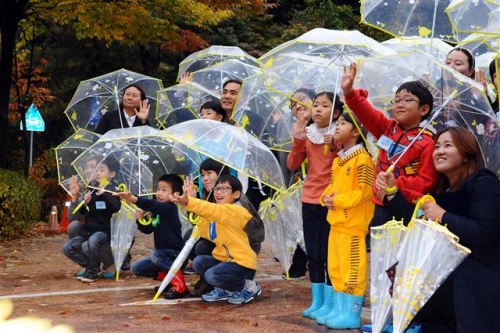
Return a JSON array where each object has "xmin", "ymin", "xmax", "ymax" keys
[{"xmin": 61, "ymin": 48, "xmax": 500, "ymax": 332}]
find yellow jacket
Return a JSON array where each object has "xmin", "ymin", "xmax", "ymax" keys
[
  {"xmin": 320, "ymin": 146, "xmax": 375, "ymax": 237},
  {"xmin": 185, "ymin": 198, "xmax": 257, "ymax": 270}
]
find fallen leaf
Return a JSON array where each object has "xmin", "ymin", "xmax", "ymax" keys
[{"xmin": 161, "ymin": 315, "xmax": 170, "ymax": 321}]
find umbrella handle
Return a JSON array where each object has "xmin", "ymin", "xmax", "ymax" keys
[{"xmin": 411, "ymin": 194, "xmax": 436, "ymax": 223}]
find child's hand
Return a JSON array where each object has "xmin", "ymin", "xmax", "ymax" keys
[
  {"xmin": 96, "ymin": 186, "xmax": 105, "ymax": 196},
  {"xmin": 271, "ymin": 109, "xmax": 282, "ymax": 124},
  {"xmin": 84, "ymin": 191, "xmax": 92, "ymax": 204},
  {"xmin": 169, "ymin": 177, "xmax": 194, "ymax": 205},
  {"xmin": 180, "ymin": 72, "xmax": 191, "ymax": 83},
  {"xmin": 475, "ymin": 69, "xmax": 489, "ymax": 93},
  {"xmin": 375, "ymin": 171, "xmax": 396, "ymax": 201},
  {"xmin": 134, "ymin": 209, "xmax": 144, "ymax": 220},
  {"xmin": 323, "ymin": 193, "xmax": 336, "ymax": 210},
  {"xmin": 113, "ymin": 191, "xmax": 137, "ymax": 204},
  {"xmin": 323, "ymin": 133, "xmax": 334, "ymax": 146},
  {"xmin": 341, "ymin": 63, "xmax": 357, "ymax": 95}
]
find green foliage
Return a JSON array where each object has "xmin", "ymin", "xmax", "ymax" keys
[{"xmin": 0, "ymin": 169, "xmax": 42, "ymax": 240}]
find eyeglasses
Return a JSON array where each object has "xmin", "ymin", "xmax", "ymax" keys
[
  {"xmin": 390, "ymin": 98, "xmax": 420, "ymax": 106},
  {"xmin": 289, "ymin": 96, "xmax": 310, "ymax": 110},
  {"xmin": 213, "ymin": 186, "xmax": 232, "ymax": 193}
]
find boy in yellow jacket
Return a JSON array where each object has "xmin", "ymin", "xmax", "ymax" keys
[{"xmin": 169, "ymin": 174, "xmax": 261, "ymax": 305}]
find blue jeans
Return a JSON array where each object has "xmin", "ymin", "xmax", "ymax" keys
[
  {"xmin": 131, "ymin": 249, "xmax": 180, "ymax": 278},
  {"xmin": 62, "ymin": 232, "xmax": 113, "ymax": 273},
  {"xmin": 302, "ymin": 203, "xmax": 330, "ymax": 284},
  {"xmin": 192, "ymin": 255, "xmax": 255, "ymax": 292}
]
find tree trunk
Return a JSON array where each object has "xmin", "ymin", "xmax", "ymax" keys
[{"xmin": 0, "ymin": 0, "xmax": 29, "ymax": 169}]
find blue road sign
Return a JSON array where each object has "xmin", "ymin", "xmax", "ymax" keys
[{"xmin": 20, "ymin": 104, "xmax": 45, "ymax": 132}]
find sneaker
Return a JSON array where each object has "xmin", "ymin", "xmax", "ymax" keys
[
  {"xmin": 183, "ymin": 266, "xmax": 196, "ymax": 275},
  {"xmin": 80, "ymin": 271, "xmax": 98, "ymax": 283},
  {"xmin": 190, "ymin": 279, "xmax": 213, "ymax": 297},
  {"xmin": 99, "ymin": 271, "xmax": 115, "ymax": 279},
  {"xmin": 201, "ymin": 288, "xmax": 233, "ymax": 302},
  {"xmin": 227, "ymin": 282, "xmax": 261, "ymax": 305},
  {"xmin": 76, "ymin": 269, "xmax": 86, "ymax": 280},
  {"xmin": 121, "ymin": 254, "xmax": 131, "ymax": 271}
]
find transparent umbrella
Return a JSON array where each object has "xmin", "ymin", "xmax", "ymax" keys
[
  {"xmin": 381, "ymin": 37, "xmax": 453, "ymax": 63},
  {"xmin": 445, "ymin": 0, "xmax": 498, "ymax": 38},
  {"xmin": 177, "ymin": 45, "xmax": 259, "ymax": 81},
  {"xmin": 64, "ymin": 68, "xmax": 163, "ymax": 132},
  {"xmin": 392, "ymin": 218, "xmax": 470, "ymax": 333},
  {"xmin": 155, "ymin": 82, "xmax": 220, "ymax": 128},
  {"xmin": 54, "ymin": 129, "xmax": 101, "ymax": 196},
  {"xmin": 259, "ymin": 180, "xmax": 305, "ymax": 279},
  {"xmin": 111, "ymin": 206, "xmax": 137, "ymax": 280}
]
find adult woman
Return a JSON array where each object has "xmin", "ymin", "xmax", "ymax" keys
[
  {"xmin": 378, "ymin": 127, "xmax": 500, "ymax": 332},
  {"xmin": 95, "ymin": 84, "xmax": 150, "ymax": 134}
]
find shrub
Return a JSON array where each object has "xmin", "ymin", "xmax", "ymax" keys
[{"xmin": 0, "ymin": 169, "xmax": 42, "ymax": 240}]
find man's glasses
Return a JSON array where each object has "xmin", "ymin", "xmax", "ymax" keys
[
  {"xmin": 213, "ymin": 186, "xmax": 232, "ymax": 193},
  {"xmin": 390, "ymin": 98, "xmax": 420, "ymax": 106}
]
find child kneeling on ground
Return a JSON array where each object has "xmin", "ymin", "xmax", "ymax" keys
[{"xmin": 170, "ymin": 174, "xmax": 261, "ymax": 305}]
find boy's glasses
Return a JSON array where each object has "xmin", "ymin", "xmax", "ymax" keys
[
  {"xmin": 390, "ymin": 98, "xmax": 420, "ymax": 106},
  {"xmin": 213, "ymin": 186, "xmax": 232, "ymax": 193}
]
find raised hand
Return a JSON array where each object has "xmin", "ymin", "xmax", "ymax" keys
[
  {"xmin": 180, "ymin": 72, "xmax": 191, "ymax": 84},
  {"xmin": 291, "ymin": 114, "xmax": 308, "ymax": 140},
  {"xmin": 135, "ymin": 99, "xmax": 150, "ymax": 123},
  {"xmin": 112, "ymin": 191, "xmax": 137, "ymax": 204},
  {"xmin": 341, "ymin": 63, "xmax": 357, "ymax": 95},
  {"xmin": 69, "ymin": 175, "xmax": 81, "ymax": 199}
]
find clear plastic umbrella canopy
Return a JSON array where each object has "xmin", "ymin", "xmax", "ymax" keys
[
  {"xmin": 360, "ymin": 0, "xmax": 458, "ymax": 43},
  {"xmin": 259, "ymin": 180, "xmax": 305, "ymax": 279},
  {"xmin": 392, "ymin": 218, "xmax": 470, "ymax": 333},
  {"xmin": 64, "ymin": 68, "xmax": 164, "ymax": 132},
  {"xmin": 189, "ymin": 58, "xmax": 262, "ymax": 94},
  {"xmin": 445, "ymin": 0, "xmax": 499, "ymax": 38},
  {"xmin": 259, "ymin": 28, "xmax": 395, "ymax": 99},
  {"xmin": 72, "ymin": 126, "xmax": 202, "ymax": 196},
  {"xmin": 111, "ymin": 206, "xmax": 137, "ymax": 279},
  {"xmin": 155, "ymin": 82, "xmax": 220, "ymax": 128},
  {"xmin": 456, "ymin": 31, "xmax": 500, "ymax": 56},
  {"xmin": 177, "ymin": 45, "xmax": 259, "ymax": 81},
  {"xmin": 381, "ymin": 37, "xmax": 453, "ymax": 63},
  {"xmin": 355, "ymin": 51, "xmax": 499, "ymax": 172},
  {"xmin": 231, "ymin": 73, "xmax": 292, "ymax": 149},
  {"xmin": 163, "ymin": 119, "xmax": 285, "ymax": 191},
  {"xmin": 370, "ymin": 219, "xmax": 407, "ymax": 333},
  {"xmin": 54, "ymin": 129, "xmax": 101, "ymax": 196}
]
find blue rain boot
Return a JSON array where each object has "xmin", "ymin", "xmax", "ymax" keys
[
  {"xmin": 316, "ymin": 290, "xmax": 342, "ymax": 325},
  {"xmin": 302, "ymin": 283, "xmax": 324, "ymax": 317},
  {"xmin": 325, "ymin": 293, "xmax": 364, "ymax": 329},
  {"xmin": 309, "ymin": 285, "xmax": 334, "ymax": 319}
]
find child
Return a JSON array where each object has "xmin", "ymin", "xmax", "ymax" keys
[
  {"xmin": 188, "ymin": 159, "xmax": 265, "ymax": 297},
  {"xmin": 341, "ymin": 63, "xmax": 438, "ymax": 229},
  {"xmin": 318, "ymin": 112, "xmax": 375, "ymax": 329},
  {"xmin": 199, "ymin": 100, "xmax": 227, "ymax": 122},
  {"xmin": 287, "ymin": 91, "xmax": 342, "ymax": 318},
  {"xmin": 170, "ymin": 174, "xmax": 261, "ymax": 305},
  {"xmin": 62, "ymin": 156, "xmax": 121, "ymax": 283},
  {"xmin": 113, "ymin": 174, "xmax": 188, "ymax": 299}
]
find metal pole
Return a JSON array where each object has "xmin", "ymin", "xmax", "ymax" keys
[{"xmin": 29, "ymin": 131, "xmax": 33, "ymax": 167}]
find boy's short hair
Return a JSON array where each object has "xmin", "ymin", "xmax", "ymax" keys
[
  {"xmin": 200, "ymin": 101, "xmax": 227, "ymax": 122},
  {"xmin": 342, "ymin": 112, "xmax": 367, "ymax": 146},
  {"xmin": 158, "ymin": 174, "xmax": 183, "ymax": 194},
  {"xmin": 102, "ymin": 155, "xmax": 120, "ymax": 174},
  {"xmin": 396, "ymin": 81, "xmax": 434, "ymax": 120},
  {"xmin": 215, "ymin": 174, "xmax": 242, "ymax": 194}
]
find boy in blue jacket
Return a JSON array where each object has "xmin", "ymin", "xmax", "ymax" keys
[{"xmin": 113, "ymin": 174, "xmax": 188, "ymax": 299}]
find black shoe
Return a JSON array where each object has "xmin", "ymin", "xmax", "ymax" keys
[
  {"xmin": 164, "ymin": 288, "xmax": 189, "ymax": 299},
  {"xmin": 190, "ymin": 279, "xmax": 213, "ymax": 297},
  {"xmin": 121, "ymin": 254, "xmax": 131, "ymax": 271},
  {"xmin": 154, "ymin": 283, "xmax": 172, "ymax": 293},
  {"xmin": 80, "ymin": 271, "xmax": 98, "ymax": 283}
]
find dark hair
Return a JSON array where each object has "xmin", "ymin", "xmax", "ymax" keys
[
  {"xmin": 200, "ymin": 159, "xmax": 230, "ymax": 175},
  {"xmin": 223, "ymin": 79, "xmax": 242, "ymax": 89},
  {"xmin": 489, "ymin": 59, "xmax": 499, "ymax": 110},
  {"xmin": 340, "ymin": 112, "xmax": 367, "ymax": 146},
  {"xmin": 215, "ymin": 174, "xmax": 243, "ymax": 194},
  {"xmin": 447, "ymin": 48, "xmax": 475, "ymax": 79},
  {"xmin": 200, "ymin": 101, "xmax": 227, "ymax": 122},
  {"xmin": 434, "ymin": 127, "xmax": 484, "ymax": 194},
  {"xmin": 101, "ymin": 155, "xmax": 120, "ymax": 174},
  {"xmin": 158, "ymin": 174, "xmax": 184, "ymax": 195},
  {"xmin": 119, "ymin": 84, "xmax": 146, "ymax": 110},
  {"xmin": 293, "ymin": 88, "xmax": 316, "ymax": 101},
  {"xmin": 313, "ymin": 91, "xmax": 344, "ymax": 121},
  {"xmin": 396, "ymin": 81, "xmax": 434, "ymax": 120}
]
